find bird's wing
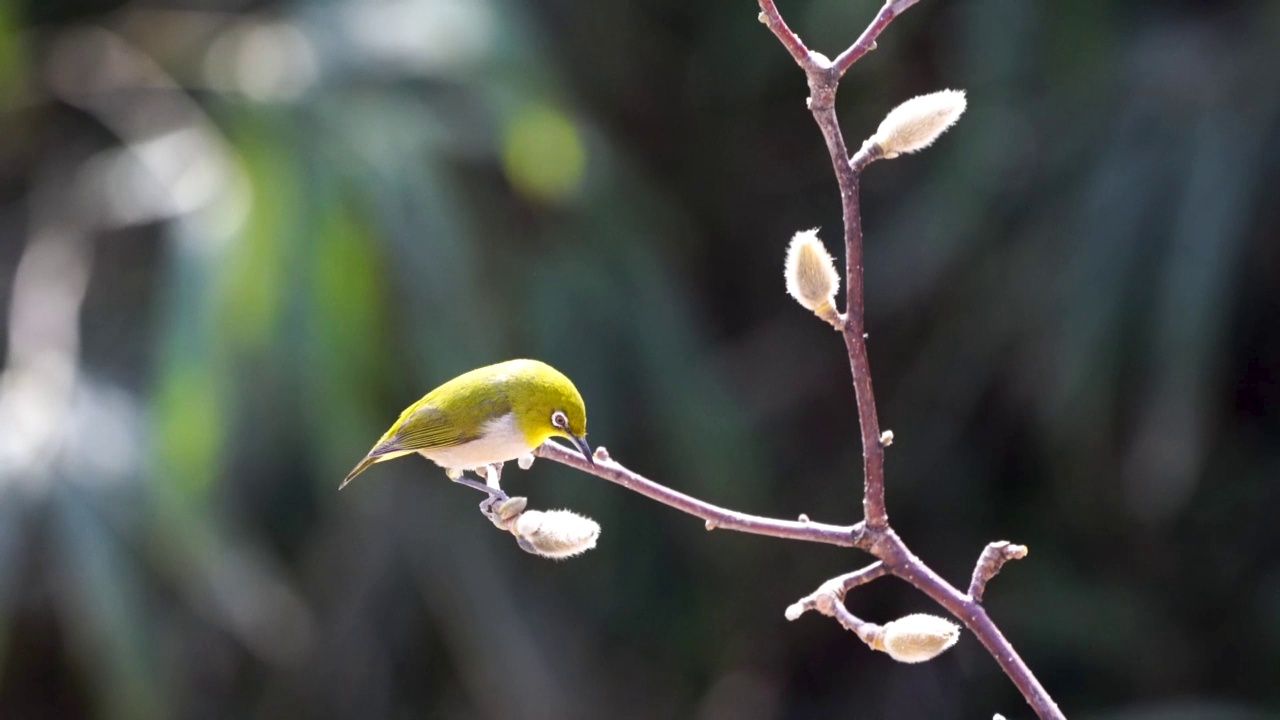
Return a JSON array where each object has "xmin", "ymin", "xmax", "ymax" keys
[
  {"xmin": 341, "ymin": 403, "xmax": 474, "ymax": 488},
  {"xmin": 339, "ymin": 388, "xmax": 510, "ymax": 489},
  {"xmin": 373, "ymin": 404, "xmax": 473, "ymax": 455}
]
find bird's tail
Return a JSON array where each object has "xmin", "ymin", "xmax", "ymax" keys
[{"xmin": 339, "ymin": 455, "xmax": 378, "ymax": 490}]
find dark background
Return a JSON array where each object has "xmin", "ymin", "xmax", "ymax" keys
[{"xmin": 0, "ymin": 0, "xmax": 1277, "ymax": 718}]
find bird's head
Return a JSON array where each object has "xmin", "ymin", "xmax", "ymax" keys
[{"xmin": 514, "ymin": 361, "xmax": 592, "ymax": 463}]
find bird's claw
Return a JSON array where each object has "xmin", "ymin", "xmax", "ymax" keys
[{"xmin": 482, "ymin": 495, "xmax": 527, "ymax": 529}]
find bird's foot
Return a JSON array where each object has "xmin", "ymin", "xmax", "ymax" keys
[
  {"xmin": 484, "ymin": 462, "xmax": 504, "ymax": 488},
  {"xmin": 482, "ymin": 495, "xmax": 528, "ymax": 529},
  {"xmin": 450, "ymin": 473, "xmax": 506, "ymax": 499}
]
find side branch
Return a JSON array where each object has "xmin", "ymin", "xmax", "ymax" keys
[
  {"xmin": 535, "ymin": 442, "xmax": 868, "ymax": 548},
  {"xmin": 968, "ymin": 541, "xmax": 1028, "ymax": 602},
  {"xmin": 880, "ymin": 534, "xmax": 1063, "ymax": 719},
  {"xmin": 832, "ymin": 0, "xmax": 923, "ymax": 77},
  {"xmin": 785, "ymin": 562, "xmax": 886, "ymax": 620},
  {"xmin": 757, "ymin": 0, "xmax": 819, "ymax": 70}
]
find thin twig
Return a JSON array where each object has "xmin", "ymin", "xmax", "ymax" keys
[
  {"xmin": 968, "ymin": 541, "xmax": 1029, "ymax": 602},
  {"xmin": 535, "ymin": 442, "xmax": 867, "ymax": 548},
  {"xmin": 828, "ymin": 603, "xmax": 878, "ymax": 640},
  {"xmin": 785, "ymin": 562, "xmax": 886, "ymax": 620},
  {"xmin": 831, "ymin": 0, "xmax": 923, "ymax": 77},
  {"xmin": 756, "ymin": 0, "xmax": 818, "ymax": 70}
]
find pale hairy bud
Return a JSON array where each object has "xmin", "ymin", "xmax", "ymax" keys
[
  {"xmin": 866, "ymin": 89, "xmax": 966, "ymax": 159},
  {"xmin": 514, "ymin": 509, "xmax": 600, "ymax": 559},
  {"xmin": 784, "ymin": 229, "xmax": 840, "ymax": 322},
  {"xmin": 872, "ymin": 613, "xmax": 960, "ymax": 663}
]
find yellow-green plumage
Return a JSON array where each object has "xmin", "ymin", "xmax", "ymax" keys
[{"xmin": 340, "ymin": 359, "xmax": 590, "ymax": 488}]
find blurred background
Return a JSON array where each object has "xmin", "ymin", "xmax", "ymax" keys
[{"xmin": 0, "ymin": 0, "xmax": 1277, "ymax": 717}]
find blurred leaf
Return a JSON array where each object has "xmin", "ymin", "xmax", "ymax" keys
[{"xmin": 54, "ymin": 488, "xmax": 164, "ymax": 720}]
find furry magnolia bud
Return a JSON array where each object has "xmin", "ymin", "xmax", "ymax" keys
[
  {"xmin": 874, "ymin": 613, "xmax": 960, "ymax": 663},
  {"xmin": 514, "ymin": 509, "xmax": 600, "ymax": 559},
  {"xmin": 866, "ymin": 89, "xmax": 966, "ymax": 159},
  {"xmin": 784, "ymin": 229, "xmax": 840, "ymax": 321}
]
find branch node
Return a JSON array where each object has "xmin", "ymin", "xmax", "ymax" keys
[
  {"xmin": 798, "ymin": 513, "xmax": 810, "ymax": 522},
  {"xmin": 785, "ymin": 562, "xmax": 887, "ymax": 621},
  {"xmin": 879, "ymin": 430, "xmax": 894, "ymax": 447},
  {"xmin": 968, "ymin": 541, "xmax": 1029, "ymax": 602}
]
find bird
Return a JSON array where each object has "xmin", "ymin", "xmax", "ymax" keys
[{"xmin": 340, "ymin": 359, "xmax": 592, "ymax": 492}]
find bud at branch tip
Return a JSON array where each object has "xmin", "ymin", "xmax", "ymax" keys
[{"xmin": 865, "ymin": 89, "xmax": 966, "ymax": 159}]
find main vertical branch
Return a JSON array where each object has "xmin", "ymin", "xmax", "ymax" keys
[
  {"xmin": 759, "ymin": 5, "xmax": 887, "ymax": 529},
  {"xmin": 756, "ymin": 1, "xmax": 1065, "ymax": 717},
  {"xmin": 836, "ymin": 146, "xmax": 888, "ymax": 530}
]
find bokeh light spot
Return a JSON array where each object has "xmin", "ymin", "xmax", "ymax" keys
[{"xmin": 501, "ymin": 103, "xmax": 586, "ymax": 204}]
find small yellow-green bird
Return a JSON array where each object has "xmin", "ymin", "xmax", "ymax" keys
[{"xmin": 340, "ymin": 359, "xmax": 592, "ymax": 490}]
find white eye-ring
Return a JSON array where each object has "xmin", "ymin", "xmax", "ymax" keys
[{"xmin": 551, "ymin": 411, "xmax": 568, "ymax": 429}]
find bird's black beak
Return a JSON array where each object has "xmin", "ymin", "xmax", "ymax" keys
[{"xmin": 571, "ymin": 435, "xmax": 594, "ymax": 465}]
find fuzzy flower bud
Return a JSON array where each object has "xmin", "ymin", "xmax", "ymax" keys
[
  {"xmin": 874, "ymin": 613, "xmax": 960, "ymax": 663},
  {"xmin": 866, "ymin": 89, "xmax": 966, "ymax": 159},
  {"xmin": 513, "ymin": 509, "xmax": 600, "ymax": 559},
  {"xmin": 784, "ymin": 229, "xmax": 840, "ymax": 323}
]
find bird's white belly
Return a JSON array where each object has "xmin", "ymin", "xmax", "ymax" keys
[{"xmin": 418, "ymin": 413, "xmax": 532, "ymax": 471}]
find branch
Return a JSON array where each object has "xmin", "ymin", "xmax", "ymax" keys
[
  {"xmin": 761, "ymin": 1, "xmax": 1064, "ymax": 716},
  {"xmin": 968, "ymin": 541, "xmax": 1029, "ymax": 602},
  {"xmin": 535, "ymin": 440, "xmax": 1060, "ymax": 715},
  {"xmin": 877, "ymin": 534, "xmax": 1062, "ymax": 718},
  {"xmin": 516, "ymin": 2, "xmax": 1063, "ymax": 717},
  {"xmin": 785, "ymin": 566, "xmax": 883, "ymax": 647},
  {"xmin": 785, "ymin": 562, "xmax": 886, "ymax": 620},
  {"xmin": 757, "ymin": 0, "xmax": 819, "ymax": 71},
  {"xmin": 832, "ymin": 0, "xmax": 923, "ymax": 77},
  {"xmin": 759, "ymin": 0, "xmax": 899, "ymax": 530},
  {"xmin": 534, "ymin": 442, "xmax": 868, "ymax": 549}
]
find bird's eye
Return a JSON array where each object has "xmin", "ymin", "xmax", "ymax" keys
[{"xmin": 551, "ymin": 411, "xmax": 568, "ymax": 429}]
